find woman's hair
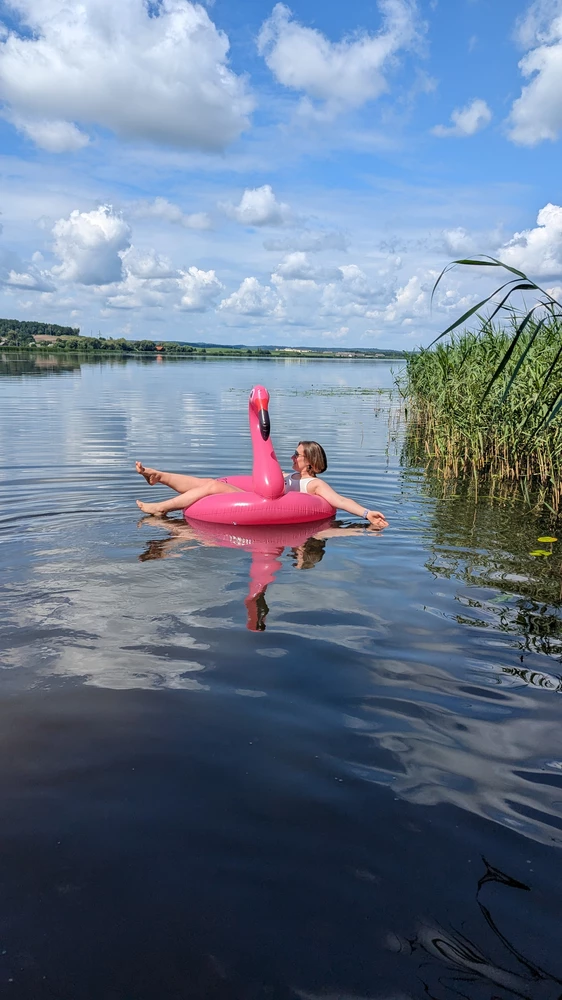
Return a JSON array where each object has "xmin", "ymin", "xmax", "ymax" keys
[
  {"xmin": 299, "ymin": 440, "xmax": 327, "ymax": 474},
  {"xmin": 290, "ymin": 537, "xmax": 327, "ymax": 570}
]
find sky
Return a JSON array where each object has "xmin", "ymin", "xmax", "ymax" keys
[{"xmin": 0, "ymin": 0, "xmax": 562, "ymax": 348}]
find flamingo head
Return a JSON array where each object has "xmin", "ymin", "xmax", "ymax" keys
[{"xmin": 249, "ymin": 385, "xmax": 271, "ymax": 440}]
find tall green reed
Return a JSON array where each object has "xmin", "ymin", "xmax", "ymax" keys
[{"xmin": 400, "ymin": 313, "xmax": 562, "ymax": 511}]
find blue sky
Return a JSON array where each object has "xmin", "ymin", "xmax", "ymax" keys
[{"xmin": 0, "ymin": 0, "xmax": 561, "ymax": 347}]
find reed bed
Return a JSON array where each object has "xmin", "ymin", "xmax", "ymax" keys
[{"xmin": 400, "ymin": 315, "xmax": 562, "ymax": 512}]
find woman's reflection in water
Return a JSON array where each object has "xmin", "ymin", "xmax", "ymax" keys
[{"xmin": 137, "ymin": 517, "xmax": 380, "ymax": 631}]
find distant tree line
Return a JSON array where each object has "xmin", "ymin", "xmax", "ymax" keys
[
  {"xmin": 0, "ymin": 322, "xmax": 274, "ymax": 355},
  {"xmin": 0, "ymin": 318, "xmax": 407, "ymax": 358},
  {"xmin": 0, "ymin": 319, "xmax": 80, "ymax": 346},
  {"xmin": 29, "ymin": 336, "xmax": 271, "ymax": 355}
]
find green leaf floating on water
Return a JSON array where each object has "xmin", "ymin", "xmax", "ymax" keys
[
  {"xmin": 530, "ymin": 549, "xmax": 553, "ymax": 557},
  {"xmin": 537, "ymin": 536, "xmax": 558, "ymax": 543}
]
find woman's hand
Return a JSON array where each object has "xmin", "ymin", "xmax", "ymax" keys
[{"xmin": 366, "ymin": 510, "xmax": 388, "ymax": 529}]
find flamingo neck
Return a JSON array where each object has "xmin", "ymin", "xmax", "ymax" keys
[{"xmin": 249, "ymin": 402, "xmax": 285, "ymax": 500}]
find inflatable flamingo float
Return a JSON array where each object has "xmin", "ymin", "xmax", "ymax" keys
[{"xmin": 185, "ymin": 385, "xmax": 336, "ymax": 526}]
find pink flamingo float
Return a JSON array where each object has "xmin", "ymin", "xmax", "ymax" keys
[{"xmin": 184, "ymin": 385, "xmax": 336, "ymax": 526}]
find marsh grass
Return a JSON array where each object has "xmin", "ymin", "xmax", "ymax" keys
[{"xmin": 400, "ymin": 314, "xmax": 562, "ymax": 512}]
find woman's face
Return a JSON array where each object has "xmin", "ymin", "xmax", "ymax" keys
[{"xmin": 291, "ymin": 444, "xmax": 309, "ymax": 474}]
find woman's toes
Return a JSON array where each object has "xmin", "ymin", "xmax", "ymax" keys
[{"xmin": 136, "ymin": 499, "xmax": 166, "ymax": 516}]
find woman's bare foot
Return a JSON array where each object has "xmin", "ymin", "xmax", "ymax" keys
[
  {"xmin": 136, "ymin": 499, "xmax": 168, "ymax": 516},
  {"xmin": 135, "ymin": 461, "xmax": 161, "ymax": 485}
]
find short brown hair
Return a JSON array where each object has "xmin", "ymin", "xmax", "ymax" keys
[
  {"xmin": 299, "ymin": 440, "xmax": 327, "ymax": 474},
  {"xmin": 290, "ymin": 537, "xmax": 326, "ymax": 569}
]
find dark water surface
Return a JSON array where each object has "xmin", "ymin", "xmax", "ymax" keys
[{"xmin": 2, "ymin": 353, "xmax": 562, "ymax": 1000}]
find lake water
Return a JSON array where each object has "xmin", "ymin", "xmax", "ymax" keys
[{"xmin": 1, "ymin": 352, "xmax": 562, "ymax": 1000}]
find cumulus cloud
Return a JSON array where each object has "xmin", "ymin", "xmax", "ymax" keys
[
  {"xmin": 0, "ymin": 247, "xmax": 55, "ymax": 293},
  {"xmin": 120, "ymin": 247, "xmax": 176, "ymax": 279},
  {"xmin": 100, "ymin": 251, "xmax": 222, "ymax": 311},
  {"xmin": 105, "ymin": 273, "xmax": 173, "ymax": 311},
  {"xmin": 507, "ymin": 1, "xmax": 562, "ymax": 145},
  {"xmin": 318, "ymin": 265, "xmax": 382, "ymax": 318},
  {"xmin": 432, "ymin": 98, "xmax": 492, "ymax": 137},
  {"xmin": 177, "ymin": 267, "xmax": 224, "ymax": 311},
  {"xmin": 133, "ymin": 198, "xmax": 212, "ymax": 230},
  {"xmin": 441, "ymin": 226, "xmax": 479, "ymax": 256},
  {"xmin": 273, "ymin": 251, "xmax": 342, "ymax": 282},
  {"xmin": 4, "ymin": 269, "xmax": 55, "ymax": 292},
  {"xmin": 257, "ymin": 0, "xmax": 422, "ymax": 115},
  {"xmin": 378, "ymin": 274, "xmax": 428, "ymax": 323},
  {"xmin": 0, "ymin": 257, "xmax": 55, "ymax": 293},
  {"xmin": 497, "ymin": 202, "xmax": 562, "ymax": 277},
  {"xmin": 222, "ymin": 185, "xmax": 292, "ymax": 226},
  {"xmin": 0, "ymin": 0, "xmax": 253, "ymax": 152},
  {"xmin": 11, "ymin": 116, "xmax": 90, "ymax": 153},
  {"xmin": 51, "ymin": 205, "xmax": 132, "ymax": 285},
  {"xmin": 219, "ymin": 277, "xmax": 282, "ymax": 316}
]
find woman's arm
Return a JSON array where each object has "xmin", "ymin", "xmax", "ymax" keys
[{"xmin": 310, "ymin": 480, "xmax": 388, "ymax": 528}]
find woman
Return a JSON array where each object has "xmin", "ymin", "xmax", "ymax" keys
[{"xmin": 135, "ymin": 440, "xmax": 389, "ymax": 529}]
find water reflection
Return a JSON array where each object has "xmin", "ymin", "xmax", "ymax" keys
[
  {"xmin": 138, "ymin": 517, "xmax": 375, "ymax": 631},
  {"xmin": 0, "ymin": 351, "xmax": 83, "ymax": 376},
  {"xmin": 392, "ymin": 857, "xmax": 562, "ymax": 999},
  {"xmin": 401, "ymin": 469, "xmax": 562, "ymax": 662}
]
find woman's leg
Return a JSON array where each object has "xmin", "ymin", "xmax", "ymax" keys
[
  {"xmin": 136, "ymin": 462, "xmax": 208, "ymax": 493},
  {"xmin": 136, "ymin": 479, "xmax": 240, "ymax": 517}
]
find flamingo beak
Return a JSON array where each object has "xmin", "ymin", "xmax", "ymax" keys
[{"xmin": 258, "ymin": 405, "xmax": 270, "ymax": 440}]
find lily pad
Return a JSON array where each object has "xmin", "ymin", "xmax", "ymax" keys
[
  {"xmin": 529, "ymin": 549, "xmax": 552, "ymax": 557},
  {"xmin": 537, "ymin": 536, "xmax": 558, "ymax": 543}
]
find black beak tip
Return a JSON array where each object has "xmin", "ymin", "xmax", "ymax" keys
[{"xmin": 258, "ymin": 410, "xmax": 270, "ymax": 440}]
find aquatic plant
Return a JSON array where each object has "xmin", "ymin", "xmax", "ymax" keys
[{"xmin": 401, "ymin": 258, "xmax": 562, "ymax": 512}]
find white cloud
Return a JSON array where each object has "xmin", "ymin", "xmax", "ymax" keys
[
  {"xmin": 0, "ymin": 0, "xmax": 253, "ymax": 152},
  {"xmin": 432, "ymin": 98, "xmax": 492, "ymax": 137},
  {"xmin": 441, "ymin": 227, "xmax": 479, "ymax": 256},
  {"xmin": 177, "ymin": 267, "xmax": 224, "ymax": 311},
  {"xmin": 273, "ymin": 251, "xmax": 342, "ymax": 282},
  {"xmin": 120, "ymin": 247, "xmax": 176, "ymax": 279},
  {"xmin": 514, "ymin": 0, "xmax": 562, "ymax": 49},
  {"xmin": 257, "ymin": 0, "xmax": 421, "ymax": 115},
  {"xmin": 507, "ymin": 2, "xmax": 562, "ymax": 145},
  {"xmin": 104, "ymin": 273, "xmax": 172, "ymax": 311},
  {"xmin": 4, "ymin": 269, "xmax": 55, "ymax": 292},
  {"xmin": 133, "ymin": 198, "xmax": 212, "ymax": 230},
  {"xmin": 103, "ymin": 249, "xmax": 189, "ymax": 310},
  {"xmin": 497, "ymin": 202, "xmax": 562, "ymax": 276},
  {"xmin": 219, "ymin": 276, "xmax": 282, "ymax": 316},
  {"xmin": 0, "ymin": 246, "xmax": 55, "ymax": 292},
  {"xmin": 269, "ymin": 260, "xmax": 383, "ymax": 323},
  {"xmin": 222, "ymin": 185, "xmax": 292, "ymax": 226},
  {"xmin": 374, "ymin": 274, "xmax": 429, "ymax": 323},
  {"xmin": 339, "ymin": 263, "xmax": 375, "ymax": 297},
  {"xmin": 51, "ymin": 205, "xmax": 131, "ymax": 285},
  {"xmin": 11, "ymin": 116, "xmax": 90, "ymax": 153}
]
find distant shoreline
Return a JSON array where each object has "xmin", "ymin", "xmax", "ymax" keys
[{"xmin": 1, "ymin": 347, "xmax": 408, "ymax": 361}]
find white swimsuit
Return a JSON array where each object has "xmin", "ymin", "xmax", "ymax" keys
[{"xmin": 283, "ymin": 473, "xmax": 316, "ymax": 494}]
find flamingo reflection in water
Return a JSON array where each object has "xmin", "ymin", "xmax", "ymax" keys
[{"xmin": 138, "ymin": 516, "xmax": 379, "ymax": 631}]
